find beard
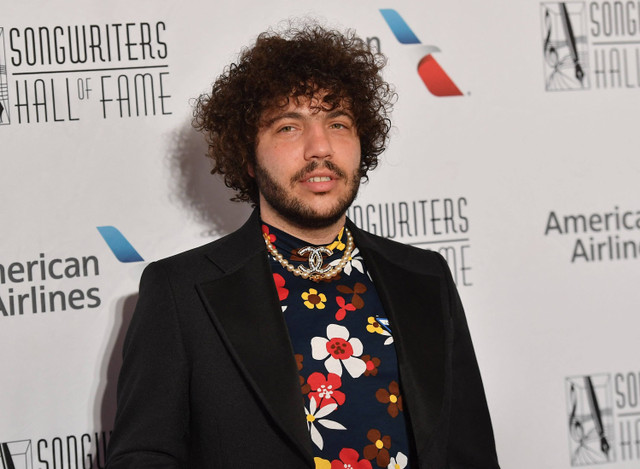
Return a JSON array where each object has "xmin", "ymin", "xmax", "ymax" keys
[{"xmin": 254, "ymin": 160, "xmax": 361, "ymax": 230}]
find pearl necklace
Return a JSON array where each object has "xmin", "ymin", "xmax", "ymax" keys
[{"xmin": 263, "ymin": 228, "xmax": 355, "ymax": 282}]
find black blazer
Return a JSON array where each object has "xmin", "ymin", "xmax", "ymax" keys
[{"xmin": 106, "ymin": 210, "xmax": 500, "ymax": 468}]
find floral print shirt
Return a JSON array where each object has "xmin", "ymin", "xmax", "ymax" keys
[{"xmin": 263, "ymin": 222, "xmax": 411, "ymax": 469}]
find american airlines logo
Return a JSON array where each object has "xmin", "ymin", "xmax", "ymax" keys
[
  {"xmin": 379, "ymin": 9, "xmax": 464, "ymax": 97},
  {"xmin": 97, "ymin": 226, "xmax": 144, "ymax": 263}
]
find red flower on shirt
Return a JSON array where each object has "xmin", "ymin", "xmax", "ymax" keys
[
  {"xmin": 307, "ymin": 372, "xmax": 346, "ymax": 408},
  {"xmin": 335, "ymin": 296, "xmax": 356, "ymax": 321},
  {"xmin": 272, "ymin": 273, "xmax": 289, "ymax": 301},
  {"xmin": 262, "ymin": 224, "xmax": 276, "ymax": 243},
  {"xmin": 331, "ymin": 448, "xmax": 372, "ymax": 469}
]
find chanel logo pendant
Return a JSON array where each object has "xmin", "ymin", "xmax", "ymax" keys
[{"xmin": 297, "ymin": 246, "xmax": 333, "ymax": 275}]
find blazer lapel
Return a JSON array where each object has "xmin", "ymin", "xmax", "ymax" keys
[
  {"xmin": 351, "ymin": 224, "xmax": 447, "ymax": 455},
  {"xmin": 196, "ymin": 212, "xmax": 314, "ymax": 465}
]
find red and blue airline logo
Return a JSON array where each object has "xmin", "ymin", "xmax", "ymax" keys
[{"xmin": 380, "ymin": 9, "xmax": 463, "ymax": 97}]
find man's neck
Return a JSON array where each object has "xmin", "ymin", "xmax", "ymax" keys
[{"xmin": 260, "ymin": 210, "xmax": 346, "ymax": 245}]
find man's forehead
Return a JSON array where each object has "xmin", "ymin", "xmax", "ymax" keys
[{"xmin": 260, "ymin": 93, "xmax": 354, "ymax": 123}]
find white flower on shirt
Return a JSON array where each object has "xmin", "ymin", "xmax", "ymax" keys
[
  {"xmin": 304, "ymin": 396, "xmax": 346, "ymax": 450},
  {"xmin": 311, "ymin": 324, "xmax": 367, "ymax": 378},
  {"xmin": 387, "ymin": 451, "xmax": 408, "ymax": 469},
  {"xmin": 329, "ymin": 247, "xmax": 364, "ymax": 276}
]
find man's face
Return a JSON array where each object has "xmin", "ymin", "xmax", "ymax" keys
[{"xmin": 251, "ymin": 94, "xmax": 362, "ymax": 230}]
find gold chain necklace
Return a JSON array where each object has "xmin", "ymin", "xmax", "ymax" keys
[{"xmin": 263, "ymin": 228, "xmax": 354, "ymax": 282}]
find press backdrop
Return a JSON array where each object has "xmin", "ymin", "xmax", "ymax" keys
[{"xmin": 2, "ymin": 1, "xmax": 639, "ymax": 468}]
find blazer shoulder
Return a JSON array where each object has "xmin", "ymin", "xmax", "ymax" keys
[
  {"xmin": 151, "ymin": 236, "xmax": 224, "ymax": 274},
  {"xmin": 150, "ymin": 212, "xmax": 265, "ymax": 279}
]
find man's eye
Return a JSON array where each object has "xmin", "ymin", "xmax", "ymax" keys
[
  {"xmin": 330, "ymin": 123, "xmax": 347, "ymax": 129},
  {"xmin": 278, "ymin": 125, "xmax": 294, "ymax": 132}
]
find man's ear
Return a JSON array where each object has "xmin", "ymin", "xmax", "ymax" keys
[{"xmin": 247, "ymin": 163, "xmax": 255, "ymax": 178}]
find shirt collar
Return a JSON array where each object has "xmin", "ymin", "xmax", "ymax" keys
[{"xmin": 260, "ymin": 221, "xmax": 348, "ymax": 265}]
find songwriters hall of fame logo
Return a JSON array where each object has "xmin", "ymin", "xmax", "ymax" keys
[
  {"xmin": 541, "ymin": 2, "xmax": 590, "ymax": 91},
  {"xmin": 0, "ymin": 440, "xmax": 32, "ymax": 469},
  {"xmin": 0, "ymin": 28, "xmax": 11, "ymax": 125},
  {"xmin": 566, "ymin": 374, "xmax": 615, "ymax": 466},
  {"xmin": 0, "ymin": 22, "xmax": 170, "ymax": 125}
]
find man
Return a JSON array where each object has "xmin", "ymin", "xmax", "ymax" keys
[{"xmin": 106, "ymin": 23, "xmax": 500, "ymax": 469}]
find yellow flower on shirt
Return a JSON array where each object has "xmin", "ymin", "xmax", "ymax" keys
[
  {"xmin": 326, "ymin": 227, "xmax": 346, "ymax": 251},
  {"xmin": 314, "ymin": 457, "xmax": 331, "ymax": 469},
  {"xmin": 367, "ymin": 316, "xmax": 385, "ymax": 334},
  {"xmin": 302, "ymin": 288, "xmax": 327, "ymax": 309}
]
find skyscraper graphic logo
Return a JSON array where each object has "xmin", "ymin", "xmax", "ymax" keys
[
  {"xmin": 541, "ymin": 2, "xmax": 590, "ymax": 91},
  {"xmin": 0, "ymin": 28, "xmax": 11, "ymax": 125},
  {"xmin": 380, "ymin": 9, "xmax": 463, "ymax": 97},
  {"xmin": 1, "ymin": 440, "xmax": 33, "ymax": 469},
  {"xmin": 565, "ymin": 374, "xmax": 615, "ymax": 466}
]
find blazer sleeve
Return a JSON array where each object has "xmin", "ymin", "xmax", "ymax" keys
[
  {"xmin": 106, "ymin": 262, "xmax": 190, "ymax": 469},
  {"xmin": 436, "ymin": 254, "xmax": 500, "ymax": 469}
]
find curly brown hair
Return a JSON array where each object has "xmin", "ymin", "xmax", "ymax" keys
[{"xmin": 193, "ymin": 22, "xmax": 395, "ymax": 204}]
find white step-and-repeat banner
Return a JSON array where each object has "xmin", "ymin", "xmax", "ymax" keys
[{"xmin": 2, "ymin": 1, "xmax": 639, "ymax": 468}]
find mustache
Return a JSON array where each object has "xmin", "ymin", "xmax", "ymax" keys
[{"xmin": 290, "ymin": 160, "xmax": 347, "ymax": 183}]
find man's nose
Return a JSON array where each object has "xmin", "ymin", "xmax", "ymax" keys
[{"xmin": 304, "ymin": 124, "xmax": 333, "ymax": 160}]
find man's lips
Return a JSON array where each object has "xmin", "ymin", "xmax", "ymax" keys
[
  {"xmin": 299, "ymin": 172, "xmax": 340, "ymax": 192},
  {"xmin": 306, "ymin": 176, "xmax": 331, "ymax": 182},
  {"xmin": 302, "ymin": 173, "xmax": 337, "ymax": 183},
  {"xmin": 291, "ymin": 161, "xmax": 347, "ymax": 183}
]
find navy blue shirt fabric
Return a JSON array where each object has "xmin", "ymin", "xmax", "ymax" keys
[{"xmin": 263, "ymin": 222, "xmax": 412, "ymax": 469}]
